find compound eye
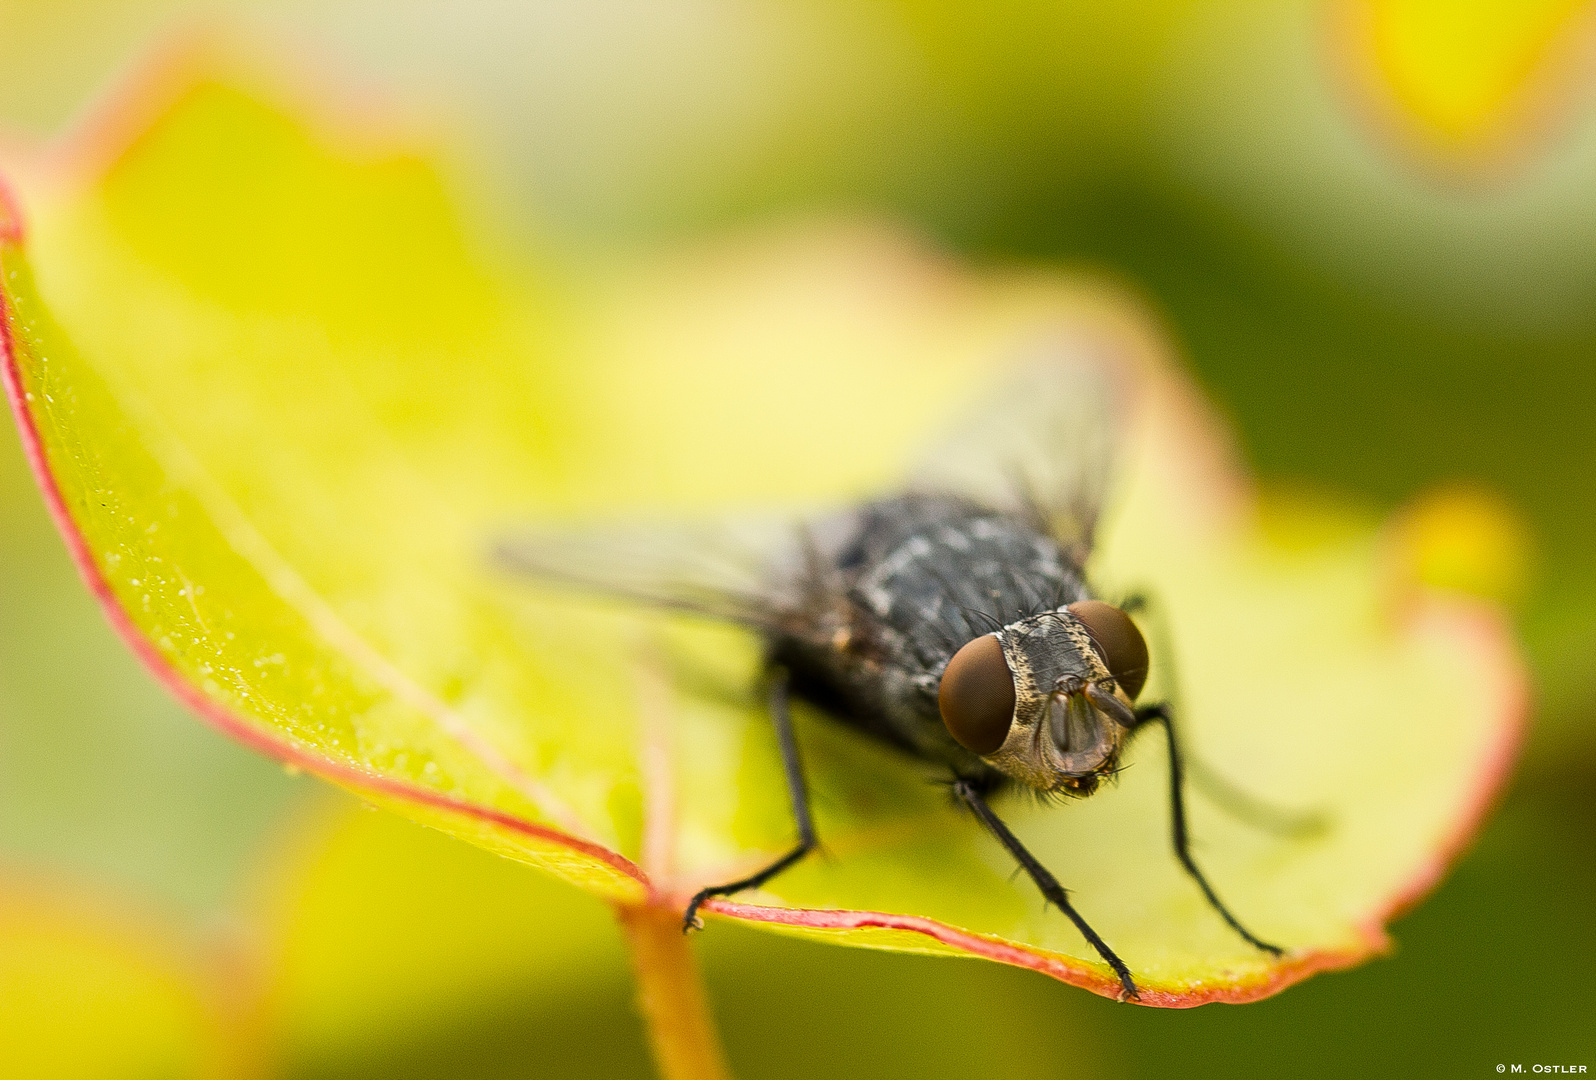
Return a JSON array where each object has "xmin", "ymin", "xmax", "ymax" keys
[
  {"xmin": 938, "ymin": 634, "xmax": 1016, "ymax": 755},
  {"xmin": 1067, "ymin": 600, "xmax": 1149, "ymax": 701}
]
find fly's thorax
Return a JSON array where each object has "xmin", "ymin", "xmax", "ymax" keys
[{"xmin": 983, "ymin": 612, "xmax": 1131, "ymax": 792}]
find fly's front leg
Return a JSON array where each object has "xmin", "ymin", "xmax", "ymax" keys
[
  {"xmin": 1131, "ymin": 703, "xmax": 1284, "ymax": 957},
  {"xmin": 1121, "ymin": 591, "xmax": 1323, "ymax": 838},
  {"xmin": 683, "ymin": 668, "xmax": 816, "ymax": 931},
  {"xmin": 953, "ymin": 780, "xmax": 1140, "ymax": 1001}
]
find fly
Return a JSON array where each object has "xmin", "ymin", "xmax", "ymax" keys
[{"xmin": 499, "ymin": 347, "xmax": 1287, "ymax": 1001}]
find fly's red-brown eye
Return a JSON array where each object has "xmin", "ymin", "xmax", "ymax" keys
[
  {"xmin": 938, "ymin": 634, "xmax": 1016, "ymax": 755},
  {"xmin": 1067, "ymin": 600, "xmax": 1149, "ymax": 701}
]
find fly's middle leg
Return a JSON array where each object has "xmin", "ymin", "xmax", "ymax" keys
[
  {"xmin": 683, "ymin": 668, "xmax": 817, "ymax": 931},
  {"xmin": 953, "ymin": 779, "xmax": 1140, "ymax": 1001}
]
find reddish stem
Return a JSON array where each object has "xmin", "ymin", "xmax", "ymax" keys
[{"xmin": 616, "ymin": 903, "xmax": 734, "ymax": 1080}]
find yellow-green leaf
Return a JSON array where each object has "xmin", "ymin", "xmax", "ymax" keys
[{"xmin": 0, "ymin": 58, "xmax": 1523, "ymax": 1006}]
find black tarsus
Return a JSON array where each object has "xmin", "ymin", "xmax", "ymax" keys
[
  {"xmin": 953, "ymin": 779, "xmax": 1140, "ymax": 1002},
  {"xmin": 683, "ymin": 669, "xmax": 817, "ymax": 931},
  {"xmin": 1132, "ymin": 703, "xmax": 1285, "ymax": 957}
]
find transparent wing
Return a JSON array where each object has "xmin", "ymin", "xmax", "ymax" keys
[
  {"xmin": 498, "ymin": 336, "xmax": 1126, "ymax": 622},
  {"xmin": 494, "ymin": 511, "xmax": 857, "ymax": 632},
  {"xmin": 909, "ymin": 334, "xmax": 1129, "ymax": 562}
]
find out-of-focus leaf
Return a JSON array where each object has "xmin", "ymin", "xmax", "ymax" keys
[
  {"xmin": 0, "ymin": 58, "xmax": 1523, "ymax": 1005},
  {"xmin": 249, "ymin": 797, "xmax": 1116, "ymax": 1080},
  {"xmin": 0, "ymin": 882, "xmax": 240, "ymax": 1080},
  {"xmin": 1331, "ymin": 0, "xmax": 1596, "ymax": 169},
  {"xmin": 1380, "ymin": 484, "xmax": 1534, "ymax": 605},
  {"xmin": 248, "ymin": 797, "xmax": 655, "ymax": 1079}
]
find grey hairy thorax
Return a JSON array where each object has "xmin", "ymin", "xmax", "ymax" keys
[{"xmin": 770, "ymin": 493, "xmax": 1092, "ymax": 782}]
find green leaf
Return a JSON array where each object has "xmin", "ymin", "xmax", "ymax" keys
[{"xmin": 0, "ymin": 59, "xmax": 1523, "ymax": 1006}]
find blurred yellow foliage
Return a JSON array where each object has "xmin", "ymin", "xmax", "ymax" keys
[
  {"xmin": 0, "ymin": 886, "xmax": 238, "ymax": 1080},
  {"xmin": 1345, "ymin": 0, "xmax": 1596, "ymax": 157},
  {"xmin": 1384, "ymin": 484, "xmax": 1534, "ymax": 605}
]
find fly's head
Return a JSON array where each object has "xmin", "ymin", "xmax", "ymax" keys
[{"xmin": 937, "ymin": 601, "xmax": 1148, "ymax": 794}]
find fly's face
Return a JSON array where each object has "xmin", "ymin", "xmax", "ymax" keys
[{"xmin": 938, "ymin": 602, "xmax": 1149, "ymax": 794}]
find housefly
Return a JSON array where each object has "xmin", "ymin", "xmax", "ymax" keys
[{"xmin": 499, "ymin": 347, "xmax": 1285, "ymax": 1000}]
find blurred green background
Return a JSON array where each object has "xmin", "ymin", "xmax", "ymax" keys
[{"xmin": 1, "ymin": 0, "xmax": 1592, "ymax": 1076}]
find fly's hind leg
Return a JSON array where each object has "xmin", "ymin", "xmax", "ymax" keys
[
  {"xmin": 1131, "ymin": 703, "xmax": 1285, "ymax": 957},
  {"xmin": 953, "ymin": 780, "xmax": 1140, "ymax": 1001},
  {"xmin": 683, "ymin": 668, "xmax": 816, "ymax": 931}
]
